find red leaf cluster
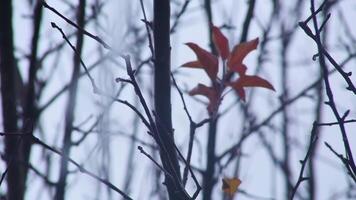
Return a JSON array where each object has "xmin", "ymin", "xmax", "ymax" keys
[{"xmin": 182, "ymin": 24, "xmax": 275, "ymax": 115}]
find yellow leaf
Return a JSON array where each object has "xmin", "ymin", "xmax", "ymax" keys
[{"xmin": 222, "ymin": 177, "xmax": 241, "ymax": 196}]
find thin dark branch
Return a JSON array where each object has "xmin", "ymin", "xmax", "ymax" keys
[
  {"xmin": 171, "ymin": 73, "xmax": 193, "ymax": 122},
  {"xmin": 41, "ymin": 1, "xmax": 110, "ymax": 49},
  {"xmin": 137, "ymin": 145, "xmax": 174, "ymax": 181},
  {"xmin": 308, "ymin": 0, "xmax": 356, "ymax": 176},
  {"xmin": 0, "ymin": 132, "xmax": 133, "ymax": 200},
  {"xmin": 51, "ymin": 22, "xmax": 98, "ymax": 93},
  {"xmin": 139, "ymin": 0, "xmax": 154, "ymax": 57},
  {"xmin": 170, "ymin": 0, "xmax": 192, "ymax": 33},
  {"xmin": 324, "ymin": 142, "xmax": 356, "ymax": 182},
  {"xmin": 290, "ymin": 122, "xmax": 319, "ymax": 199},
  {"xmin": 317, "ymin": 119, "xmax": 356, "ymax": 126}
]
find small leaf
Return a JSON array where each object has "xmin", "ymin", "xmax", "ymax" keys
[
  {"xmin": 212, "ymin": 25, "xmax": 230, "ymax": 60},
  {"xmin": 181, "ymin": 60, "xmax": 204, "ymax": 69},
  {"xmin": 222, "ymin": 177, "xmax": 241, "ymax": 196},
  {"xmin": 236, "ymin": 87, "xmax": 246, "ymax": 102},
  {"xmin": 189, "ymin": 84, "xmax": 214, "ymax": 96},
  {"xmin": 231, "ymin": 64, "xmax": 247, "ymax": 76},
  {"xmin": 185, "ymin": 42, "xmax": 218, "ymax": 80},
  {"xmin": 189, "ymin": 84, "xmax": 219, "ymax": 114},
  {"xmin": 228, "ymin": 75, "xmax": 275, "ymax": 101},
  {"xmin": 230, "ymin": 75, "xmax": 275, "ymax": 91},
  {"xmin": 227, "ymin": 38, "xmax": 259, "ymax": 71}
]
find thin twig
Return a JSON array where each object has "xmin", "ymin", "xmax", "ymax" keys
[
  {"xmin": 139, "ymin": 0, "xmax": 154, "ymax": 57},
  {"xmin": 170, "ymin": 0, "xmax": 192, "ymax": 33},
  {"xmin": 41, "ymin": 1, "xmax": 110, "ymax": 49},
  {"xmin": 317, "ymin": 119, "xmax": 356, "ymax": 126},
  {"xmin": 324, "ymin": 142, "xmax": 356, "ymax": 182},
  {"xmin": 290, "ymin": 122, "xmax": 319, "ymax": 199},
  {"xmin": 0, "ymin": 132, "xmax": 133, "ymax": 200},
  {"xmin": 51, "ymin": 22, "xmax": 98, "ymax": 93}
]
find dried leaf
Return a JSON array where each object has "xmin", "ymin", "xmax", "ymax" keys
[
  {"xmin": 185, "ymin": 42, "xmax": 218, "ymax": 80},
  {"xmin": 212, "ymin": 25, "xmax": 229, "ymax": 60},
  {"xmin": 222, "ymin": 177, "xmax": 241, "ymax": 196},
  {"xmin": 228, "ymin": 38, "xmax": 259, "ymax": 72}
]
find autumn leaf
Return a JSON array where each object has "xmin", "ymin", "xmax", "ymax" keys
[
  {"xmin": 228, "ymin": 75, "xmax": 275, "ymax": 101},
  {"xmin": 212, "ymin": 25, "xmax": 229, "ymax": 60},
  {"xmin": 227, "ymin": 38, "xmax": 259, "ymax": 74},
  {"xmin": 222, "ymin": 177, "xmax": 241, "ymax": 196},
  {"xmin": 182, "ymin": 24, "xmax": 275, "ymax": 111},
  {"xmin": 181, "ymin": 61, "xmax": 203, "ymax": 69},
  {"xmin": 189, "ymin": 84, "xmax": 220, "ymax": 114},
  {"xmin": 231, "ymin": 64, "xmax": 247, "ymax": 77},
  {"xmin": 183, "ymin": 43, "xmax": 218, "ymax": 80}
]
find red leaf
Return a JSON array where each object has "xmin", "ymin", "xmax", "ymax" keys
[
  {"xmin": 185, "ymin": 43, "xmax": 218, "ymax": 80},
  {"xmin": 212, "ymin": 25, "xmax": 229, "ymax": 60},
  {"xmin": 227, "ymin": 38, "xmax": 259, "ymax": 71},
  {"xmin": 240, "ymin": 75, "xmax": 275, "ymax": 90},
  {"xmin": 233, "ymin": 64, "xmax": 247, "ymax": 76},
  {"xmin": 228, "ymin": 75, "xmax": 275, "ymax": 101},
  {"xmin": 181, "ymin": 60, "xmax": 204, "ymax": 69},
  {"xmin": 236, "ymin": 87, "xmax": 246, "ymax": 101},
  {"xmin": 189, "ymin": 84, "xmax": 220, "ymax": 114},
  {"xmin": 226, "ymin": 82, "xmax": 246, "ymax": 101}
]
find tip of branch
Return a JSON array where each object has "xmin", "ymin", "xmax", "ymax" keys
[
  {"xmin": 115, "ymin": 77, "xmax": 121, "ymax": 83},
  {"xmin": 41, "ymin": 0, "xmax": 47, "ymax": 6},
  {"xmin": 92, "ymin": 84, "xmax": 101, "ymax": 95},
  {"xmin": 123, "ymin": 55, "xmax": 133, "ymax": 74}
]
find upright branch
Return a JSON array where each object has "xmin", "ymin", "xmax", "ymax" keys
[
  {"xmin": 200, "ymin": 0, "xmax": 257, "ymax": 198},
  {"xmin": 153, "ymin": 0, "xmax": 186, "ymax": 199},
  {"xmin": 240, "ymin": 0, "xmax": 256, "ymax": 43},
  {"xmin": 202, "ymin": 2, "xmax": 217, "ymax": 199},
  {"xmin": 290, "ymin": 122, "xmax": 319, "ymax": 199},
  {"xmin": 22, "ymin": 0, "xmax": 43, "ymax": 186},
  {"xmin": 55, "ymin": 1, "xmax": 86, "ymax": 199},
  {"xmin": 280, "ymin": 21, "xmax": 293, "ymax": 199}
]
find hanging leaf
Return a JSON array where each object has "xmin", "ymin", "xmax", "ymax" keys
[
  {"xmin": 212, "ymin": 25, "xmax": 229, "ymax": 60},
  {"xmin": 189, "ymin": 84, "xmax": 220, "ymax": 114},
  {"xmin": 185, "ymin": 42, "xmax": 218, "ymax": 80},
  {"xmin": 227, "ymin": 38, "xmax": 259, "ymax": 72},
  {"xmin": 235, "ymin": 87, "xmax": 246, "ymax": 102},
  {"xmin": 222, "ymin": 177, "xmax": 242, "ymax": 196}
]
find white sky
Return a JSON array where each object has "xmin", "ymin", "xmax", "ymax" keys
[{"xmin": 2, "ymin": 0, "xmax": 355, "ymax": 199}]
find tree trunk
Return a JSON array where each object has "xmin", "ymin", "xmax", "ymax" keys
[
  {"xmin": 153, "ymin": 0, "xmax": 186, "ymax": 199},
  {"xmin": 0, "ymin": 0, "xmax": 25, "ymax": 199}
]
